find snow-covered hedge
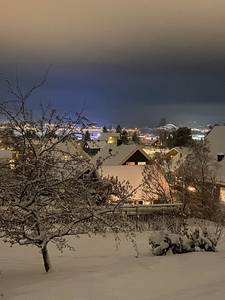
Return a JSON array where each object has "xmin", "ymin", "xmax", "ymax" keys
[{"xmin": 149, "ymin": 227, "xmax": 218, "ymax": 256}]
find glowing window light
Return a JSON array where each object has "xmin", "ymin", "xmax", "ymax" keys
[
  {"xmin": 188, "ymin": 186, "xmax": 196, "ymax": 192},
  {"xmin": 126, "ymin": 162, "xmax": 135, "ymax": 165},
  {"xmin": 10, "ymin": 159, "xmax": 15, "ymax": 169},
  {"xmin": 220, "ymin": 187, "xmax": 225, "ymax": 202},
  {"xmin": 108, "ymin": 136, "xmax": 113, "ymax": 143}
]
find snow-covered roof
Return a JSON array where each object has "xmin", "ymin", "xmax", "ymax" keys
[
  {"xmin": 90, "ymin": 143, "xmax": 151, "ymax": 166},
  {"xmin": 167, "ymin": 147, "xmax": 190, "ymax": 171},
  {"xmin": 97, "ymin": 132, "xmax": 120, "ymax": 141},
  {"xmin": 46, "ymin": 139, "xmax": 89, "ymax": 159},
  {"xmin": 173, "ymin": 147, "xmax": 190, "ymax": 155},
  {"xmin": 87, "ymin": 140, "xmax": 107, "ymax": 149},
  {"xmin": 0, "ymin": 149, "xmax": 12, "ymax": 160}
]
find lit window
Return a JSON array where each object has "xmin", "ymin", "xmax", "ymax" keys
[
  {"xmin": 138, "ymin": 162, "xmax": 146, "ymax": 165},
  {"xmin": 10, "ymin": 159, "xmax": 15, "ymax": 169},
  {"xmin": 220, "ymin": 187, "xmax": 225, "ymax": 202},
  {"xmin": 126, "ymin": 162, "xmax": 135, "ymax": 165}
]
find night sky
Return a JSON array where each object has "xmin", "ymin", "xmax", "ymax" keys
[{"xmin": 1, "ymin": 0, "xmax": 225, "ymax": 128}]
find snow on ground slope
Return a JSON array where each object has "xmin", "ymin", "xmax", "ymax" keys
[{"xmin": 1, "ymin": 232, "xmax": 225, "ymax": 300}]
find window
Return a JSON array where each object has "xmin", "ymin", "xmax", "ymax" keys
[
  {"xmin": 138, "ymin": 162, "xmax": 146, "ymax": 165},
  {"xmin": 220, "ymin": 187, "xmax": 225, "ymax": 202},
  {"xmin": 126, "ymin": 162, "xmax": 135, "ymax": 165},
  {"xmin": 10, "ymin": 159, "xmax": 15, "ymax": 169}
]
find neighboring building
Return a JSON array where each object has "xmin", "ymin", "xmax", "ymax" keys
[
  {"xmin": 83, "ymin": 140, "xmax": 108, "ymax": 157},
  {"xmin": 206, "ymin": 126, "xmax": 225, "ymax": 201},
  {"xmin": 97, "ymin": 132, "xmax": 120, "ymax": 143},
  {"xmin": 167, "ymin": 127, "xmax": 225, "ymax": 204},
  {"xmin": 49, "ymin": 139, "xmax": 89, "ymax": 161},
  {"xmin": 166, "ymin": 147, "xmax": 190, "ymax": 171},
  {"xmin": 83, "ymin": 132, "xmax": 121, "ymax": 157}
]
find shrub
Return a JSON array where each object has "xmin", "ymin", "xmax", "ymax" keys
[{"xmin": 149, "ymin": 226, "xmax": 218, "ymax": 256}]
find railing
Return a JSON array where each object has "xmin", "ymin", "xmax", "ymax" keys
[
  {"xmin": 121, "ymin": 203, "xmax": 183, "ymax": 215},
  {"xmin": 121, "ymin": 203, "xmax": 183, "ymax": 230}
]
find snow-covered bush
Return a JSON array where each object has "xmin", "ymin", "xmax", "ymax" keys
[
  {"xmin": 149, "ymin": 226, "xmax": 218, "ymax": 256},
  {"xmin": 192, "ymin": 219, "xmax": 225, "ymax": 245}
]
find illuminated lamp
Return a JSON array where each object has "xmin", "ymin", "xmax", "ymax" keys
[{"xmin": 188, "ymin": 186, "xmax": 196, "ymax": 192}]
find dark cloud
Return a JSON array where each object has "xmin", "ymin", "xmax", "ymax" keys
[{"xmin": 1, "ymin": 0, "xmax": 225, "ymax": 127}]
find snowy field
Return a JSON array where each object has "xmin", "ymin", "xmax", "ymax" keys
[{"xmin": 1, "ymin": 231, "xmax": 225, "ymax": 300}]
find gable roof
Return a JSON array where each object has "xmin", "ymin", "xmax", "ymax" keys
[
  {"xmin": 86, "ymin": 140, "xmax": 107, "ymax": 149},
  {"xmin": 90, "ymin": 143, "xmax": 151, "ymax": 166},
  {"xmin": 167, "ymin": 147, "xmax": 189, "ymax": 157},
  {"xmin": 49, "ymin": 139, "xmax": 89, "ymax": 159}
]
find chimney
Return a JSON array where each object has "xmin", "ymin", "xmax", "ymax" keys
[{"xmin": 217, "ymin": 153, "xmax": 224, "ymax": 162}]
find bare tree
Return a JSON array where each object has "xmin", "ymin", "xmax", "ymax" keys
[
  {"xmin": 0, "ymin": 73, "xmax": 137, "ymax": 273},
  {"xmin": 142, "ymin": 154, "xmax": 175, "ymax": 204}
]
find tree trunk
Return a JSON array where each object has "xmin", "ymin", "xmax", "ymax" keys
[{"xmin": 41, "ymin": 245, "xmax": 51, "ymax": 273}]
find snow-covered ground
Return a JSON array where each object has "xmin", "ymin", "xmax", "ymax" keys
[{"xmin": 1, "ymin": 231, "xmax": 225, "ymax": 300}]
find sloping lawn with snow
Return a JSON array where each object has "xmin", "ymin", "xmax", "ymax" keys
[{"xmin": 1, "ymin": 232, "xmax": 225, "ymax": 300}]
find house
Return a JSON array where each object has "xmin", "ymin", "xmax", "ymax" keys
[
  {"xmin": 90, "ymin": 143, "xmax": 150, "ymax": 167},
  {"xmin": 166, "ymin": 147, "xmax": 190, "ymax": 171},
  {"xmin": 90, "ymin": 143, "xmax": 169, "ymax": 204},
  {"xmin": 206, "ymin": 126, "xmax": 225, "ymax": 201},
  {"xmin": 166, "ymin": 128, "xmax": 225, "ymax": 205},
  {"xmin": 83, "ymin": 140, "xmax": 108, "ymax": 156},
  {"xmin": 97, "ymin": 132, "xmax": 120, "ymax": 143},
  {"xmin": 83, "ymin": 132, "xmax": 121, "ymax": 157},
  {"xmin": 52, "ymin": 139, "xmax": 89, "ymax": 160}
]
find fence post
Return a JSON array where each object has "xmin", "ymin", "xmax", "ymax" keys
[{"xmin": 136, "ymin": 206, "xmax": 138, "ymax": 230}]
